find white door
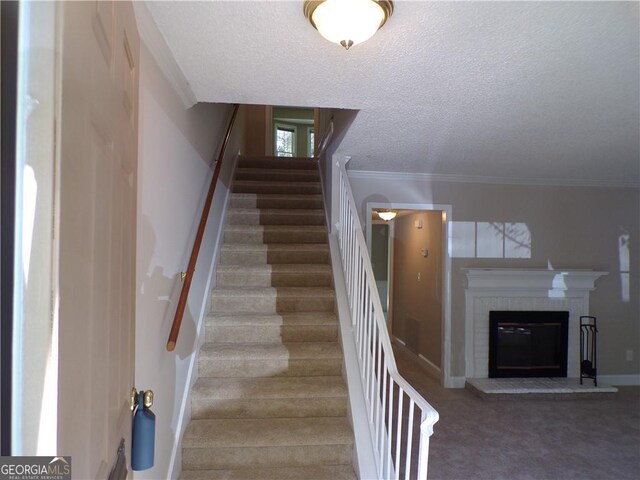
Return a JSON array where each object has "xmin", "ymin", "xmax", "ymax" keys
[{"xmin": 56, "ymin": 1, "xmax": 139, "ymax": 477}]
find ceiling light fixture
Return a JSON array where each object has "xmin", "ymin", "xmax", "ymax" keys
[
  {"xmin": 304, "ymin": 0, "xmax": 394, "ymax": 50},
  {"xmin": 376, "ymin": 210, "xmax": 397, "ymax": 221}
]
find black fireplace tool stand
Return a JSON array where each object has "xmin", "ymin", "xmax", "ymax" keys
[{"xmin": 580, "ymin": 316, "xmax": 598, "ymax": 386}]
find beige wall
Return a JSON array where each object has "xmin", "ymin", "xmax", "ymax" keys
[
  {"xmin": 392, "ymin": 211, "xmax": 443, "ymax": 368},
  {"xmin": 350, "ymin": 175, "xmax": 639, "ymax": 379},
  {"xmin": 318, "ymin": 108, "xmax": 359, "ymax": 230},
  {"xmin": 244, "ymin": 104, "xmax": 270, "ymax": 156},
  {"xmin": 136, "ymin": 42, "xmax": 243, "ymax": 479}
]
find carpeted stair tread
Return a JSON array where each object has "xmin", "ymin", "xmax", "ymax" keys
[
  {"xmin": 181, "ymin": 444, "xmax": 352, "ymax": 470},
  {"xmin": 212, "ymin": 286, "xmax": 335, "ymax": 298},
  {"xmin": 190, "ymin": 376, "xmax": 348, "ymax": 419},
  {"xmin": 180, "ymin": 465, "xmax": 357, "ymax": 480},
  {"xmin": 230, "ymin": 193, "xmax": 324, "ymax": 210},
  {"xmin": 207, "ymin": 312, "xmax": 337, "ymax": 327},
  {"xmin": 205, "ymin": 312, "xmax": 338, "ymax": 343},
  {"xmin": 227, "ymin": 208, "xmax": 325, "ymax": 226},
  {"xmin": 225, "ymin": 223, "xmax": 327, "ymax": 230},
  {"xmin": 219, "ymin": 244, "xmax": 329, "ymax": 265},
  {"xmin": 198, "ymin": 340, "xmax": 343, "ymax": 377},
  {"xmin": 220, "ymin": 243, "xmax": 329, "ymax": 253},
  {"xmin": 199, "ymin": 342, "xmax": 342, "ymax": 361},
  {"xmin": 228, "ymin": 207, "xmax": 324, "ymax": 215},
  {"xmin": 237, "ymin": 156, "xmax": 318, "ymax": 170},
  {"xmin": 217, "ymin": 264, "xmax": 333, "ymax": 288},
  {"xmin": 183, "ymin": 417, "xmax": 353, "ymax": 448},
  {"xmin": 210, "ymin": 287, "xmax": 335, "ymax": 313},
  {"xmin": 223, "ymin": 224, "xmax": 328, "ymax": 244},
  {"xmin": 224, "ymin": 224, "xmax": 327, "ymax": 233},
  {"xmin": 233, "ymin": 180, "xmax": 321, "ymax": 195},
  {"xmin": 235, "ymin": 167, "xmax": 319, "ymax": 183},
  {"xmin": 210, "ymin": 287, "xmax": 335, "ymax": 314},
  {"xmin": 219, "ymin": 243, "xmax": 329, "ymax": 266},
  {"xmin": 217, "ymin": 264, "xmax": 331, "ymax": 274},
  {"xmin": 192, "ymin": 376, "xmax": 347, "ymax": 400}
]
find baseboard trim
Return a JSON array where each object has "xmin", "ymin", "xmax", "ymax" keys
[
  {"xmin": 391, "ymin": 337, "xmax": 466, "ymax": 388},
  {"xmin": 598, "ymin": 374, "xmax": 640, "ymax": 386},
  {"xmin": 391, "ymin": 337, "xmax": 443, "ymax": 382},
  {"xmin": 394, "ymin": 337, "xmax": 406, "ymax": 347}
]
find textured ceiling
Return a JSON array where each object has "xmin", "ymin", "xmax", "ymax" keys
[{"xmin": 147, "ymin": 1, "xmax": 639, "ymax": 185}]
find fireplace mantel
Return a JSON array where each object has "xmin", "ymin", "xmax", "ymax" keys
[
  {"xmin": 464, "ymin": 268, "xmax": 608, "ymax": 295},
  {"xmin": 463, "ymin": 269, "xmax": 608, "ymax": 379}
]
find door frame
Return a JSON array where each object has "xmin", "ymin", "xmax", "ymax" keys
[
  {"xmin": 1, "ymin": 0, "xmax": 19, "ymax": 455},
  {"xmin": 366, "ymin": 202, "xmax": 454, "ymax": 388}
]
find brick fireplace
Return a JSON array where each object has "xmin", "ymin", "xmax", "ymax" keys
[{"xmin": 463, "ymin": 269, "xmax": 608, "ymax": 379}]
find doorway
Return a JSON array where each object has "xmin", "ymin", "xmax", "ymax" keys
[{"xmin": 367, "ymin": 203, "xmax": 453, "ymax": 387}]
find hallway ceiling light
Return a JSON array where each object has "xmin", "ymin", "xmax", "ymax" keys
[
  {"xmin": 377, "ymin": 210, "xmax": 397, "ymax": 221},
  {"xmin": 304, "ymin": 0, "xmax": 394, "ymax": 50}
]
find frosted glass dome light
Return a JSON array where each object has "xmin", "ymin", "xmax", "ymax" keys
[
  {"xmin": 377, "ymin": 210, "xmax": 397, "ymax": 221},
  {"xmin": 304, "ymin": 0, "xmax": 394, "ymax": 50}
]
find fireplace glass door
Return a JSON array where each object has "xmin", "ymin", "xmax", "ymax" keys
[{"xmin": 489, "ymin": 311, "xmax": 569, "ymax": 378}]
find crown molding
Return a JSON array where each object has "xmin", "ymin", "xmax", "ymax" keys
[
  {"xmin": 133, "ymin": 1, "xmax": 197, "ymax": 109},
  {"xmin": 347, "ymin": 169, "xmax": 639, "ymax": 189}
]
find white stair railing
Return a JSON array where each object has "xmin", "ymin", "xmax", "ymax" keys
[{"xmin": 336, "ymin": 160, "xmax": 439, "ymax": 480}]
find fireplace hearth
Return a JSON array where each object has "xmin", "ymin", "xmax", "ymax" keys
[{"xmin": 489, "ymin": 311, "xmax": 569, "ymax": 378}]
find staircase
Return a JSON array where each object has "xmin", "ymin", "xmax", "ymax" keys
[{"xmin": 181, "ymin": 157, "xmax": 357, "ymax": 480}]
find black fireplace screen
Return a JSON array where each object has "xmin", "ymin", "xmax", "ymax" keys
[{"xmin": 489, "ymin": 311, "xmax": 569, "ymax": 378}]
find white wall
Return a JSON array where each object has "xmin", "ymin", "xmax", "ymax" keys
[
  {"xmin": 135, "ymin": 42, "xmax": 242, "ymax": 479},
  {"xmin": 317, "ymin": 109, "xmax": 358, "ymax": 231},
  {"xmin": 349, "ymin": 174, "xmax": 639, "ymax": 380}
]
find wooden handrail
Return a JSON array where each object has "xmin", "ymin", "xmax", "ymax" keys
[{"xmin": 167, "ymin": 104, "xmax": 240, "ymax": 351}]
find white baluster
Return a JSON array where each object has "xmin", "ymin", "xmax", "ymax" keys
[{"xmin": 334, "ymin": 160, "xmax": 438, "ymax": 479}]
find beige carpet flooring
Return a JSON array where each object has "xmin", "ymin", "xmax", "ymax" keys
[{"xmin": 395, "ymin": 350, "xmax": 640, "ymax": 480}]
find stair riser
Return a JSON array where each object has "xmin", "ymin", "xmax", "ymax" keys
[
  {"xmin": 230, "ymin": 196, "xmax": 324, "ymax": 210},
  {"xmin": 191, "ymin": 397, "xmax": 347, "ymax": 420},
  {"xmin": 219, "ymin": 250, "xmax": 329, "ymax": 265},
  {"xmin": 206, "ymin": 325, "xmax": 338, "ymax": 343},
  {"xmin": 182, "ymin": 444, "xmax": 352, "ymax": 470},
  {"xmin": 235, "ymin": 171, "xmax": 319, "ymax": 183},
  {"xmin": 237, "ymin": 158, "xmax": 317, "ymax": 170},
  {"xmin": 233, "ymin": 183, "xmax": 321, "ymax": 195},
  {"xmin": 199, "ymin": 358, "xmax": 342, "ymax": 378},
  {"xmin": 211, "ymin": 295, "xmax": 335, "ymax": 314},
  {"xmin": 223, "ymin": 229, "xmax": 327, "ymax": 244},
  {"xmin": 227, "ymin": 211, "xmax": 325, "ymax": 226}
]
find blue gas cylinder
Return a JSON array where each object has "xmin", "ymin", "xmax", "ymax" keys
[{"xmin": 132, "ymin": 391, "xmax": 155, "ymax": 471}]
